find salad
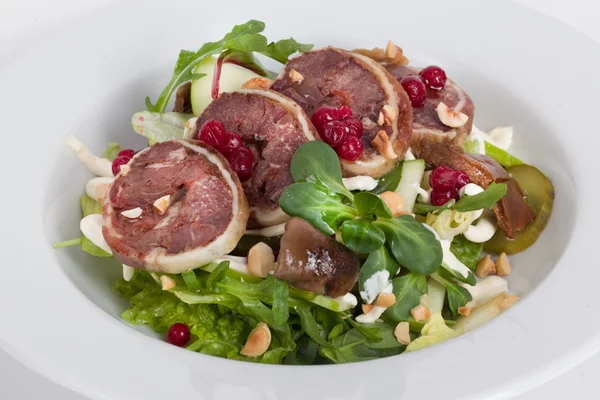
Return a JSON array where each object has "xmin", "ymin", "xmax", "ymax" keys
[{"xmin": 55, "ymin": 20, "xmax": 554, "ymax": 364}]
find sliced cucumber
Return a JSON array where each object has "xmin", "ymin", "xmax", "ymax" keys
[
  {"xmin": 394, "ymin": 159, "xmax": 425, "ymax": 212},
  {"xmin": 190, "ymin": 56, "xmax": 261, "ymax": 116}
]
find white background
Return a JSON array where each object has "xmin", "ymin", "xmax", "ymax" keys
[{"xmin": 0, "ymin": 0, "xmax": 598, "ymax": 398}]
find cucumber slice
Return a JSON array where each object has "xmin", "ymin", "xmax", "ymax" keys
[
  {"xmin": 190, "ymin": 56, "xmax": 261, "ymax": 116},
  {"xmin": 394, "ymin": 159, "xmax": 425, "ymax": 212},
  {"xmin": 484, "ymin": 164, "xmax": 554, "ymax": 254}
]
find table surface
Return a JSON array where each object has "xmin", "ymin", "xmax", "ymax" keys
[{"xmin": 1, "ymin": 0, "xmax": 599, "ymax": 398}]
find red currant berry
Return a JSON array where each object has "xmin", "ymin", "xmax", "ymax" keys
[
  {"xmin": 338, "ymin": 105, "xmax": 353, "ymax": 120},
  {"xmin": 343, "ymin": 117, "xmax": 364, "ymax": 138},
  {"xmin": 116, "ymin": 149, "xmax": 135, "ymax": 159},
  {"xmin": 321, "ymin": 121, "xmax": 347, "ymax": 147},
  {"xmin": 198, "ymin": 119, "xmax": 227, "ymax": 149},
  {"xmin": 311, "ymin": 106, "xmax": 340, "ymax": 132},
  {"xmin": 419, "ymin": 65, "xmax": 447, "ymax": 90},
  {"xmin": 400, "ymin": 75, "xmax": 427, "ymax": 108},
  {"xmin": 455, "ymin": 171, "xmax": 470, "ymax": 190},
  {"xmin": 228, "ymin": 146, "xmax": 254, "ymax": 182},
  {"xmin": 336, "ymin": 136, "xmax": 364, "ymax": 162},
  {"xmin": 431, "ymin": 190, "xmax": 457, "ymax": 206},
  {"xmin": 167, "ymin": 323, "xmax": 191, "ymax": 347},
  {"xmin": 220, "ymin": 132, "xmax": 243, "ymax": 157},
  {"xmin": 112, "ymin": 156, "xmax": 130, "ymax": 175},
  {"xmin": 429, "ymin": 165, "xmax": 459, "ymax": 191}
]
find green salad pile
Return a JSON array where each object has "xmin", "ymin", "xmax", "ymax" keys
[{"xmin": 55, "ymin": 20, "xmax": 555, "ymax": 364}]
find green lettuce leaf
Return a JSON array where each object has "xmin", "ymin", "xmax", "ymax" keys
[
  {"xmin": 405, "ymin": 312, "xmax": 456, "ymax": 352},
  {"xmin": 80, "ymin": 194, "xmax": 112, "ymax": 257}
]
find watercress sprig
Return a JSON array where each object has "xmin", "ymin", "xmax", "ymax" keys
[{"xmin": 146, "ymin": 20, "xmax": 313, "ymax": 113}]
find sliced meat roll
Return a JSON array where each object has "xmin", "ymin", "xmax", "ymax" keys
[
  {"xmin": 412, "ymin": 140, "xmax": 536, "ymax": 239},
  {"xmin": 193, "ymin": 89, "xmax": 317, "ymax": 228},
  {"xmin": 387, "ymin": 65, "xmax": 474, "ymax": 146},
  {"xmin": 271, "ymin": 47, "xmax": 412, "ymax": 178},
  {"xmin": 102, "ymin": 139, "xmax": 248, "ymax": 274}
]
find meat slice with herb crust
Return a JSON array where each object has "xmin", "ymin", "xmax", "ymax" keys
[
  {"xmin": 194, "ymin": 89, "xmax": 317, "ymax": 228},
  {"xmin": 271, "ymin": 47, "xmax": 412, "ymax": 178},
  {"xmin": 412, "ymin": 140, "xmax": 535, "ymax": 239},
  {"xmin": 102, "ymin": 139, "xmax": 248, "ymax": 273}
]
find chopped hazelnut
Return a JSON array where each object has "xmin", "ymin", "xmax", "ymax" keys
[
  {"xmin": 362, "ymin": 304, "xmax": 375, "ymax": 314},
  {"xmin": 495, "ymin": 253, "xmax": 512, "ymax": 276},
  {"xmin": 375, "ymin": 292, "xmax": 397, "ymax": 308},
  {"xmin": 394, "ymin": 321, "xmax": 411, "ymax": 345},
  {"xmin": 160, "ymin": 275, "xmax": 176, "ymax": 290},
  {"xmin": 240, "ymin": 322, "xmax": 271, "ymax": 358},
  {"xmin": 377, "ymin": 104, "xmax": 396, "ymax": 126},
  {"xmin": 379, "ymin": 191, "xmax": 407, "ymax": 217},
  {"xmin": 242, "ymin": 77, "xmax": 271, "ymax": 89},
  {"xmin": 476, "ymin": 255, "xmax": 496, "ymax": 278},
  {"xmin": 436, "ymin": 102, "xmax": 469, "ymax": 128},
  {"xmin": 372, "ymin": 130, "xmax": 398, "ymax": 160},
  {"xmin": 247, "ymin": 242, "xmax": 275, "ymax": 278},
  {"xmin": 289, "ymin": 69, "xmax": 304, "ymax": 83},
  {"xmin": 410, "ymin": 304, "xmax": 430, "ymax": 322}
]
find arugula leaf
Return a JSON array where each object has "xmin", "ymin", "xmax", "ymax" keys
[
  {"xmin": 220, "ymin": 50, "xmax": 276, "ymax": 79},
  {"xmin": 354, "ymin": 192, "xmax": 392, "ymax": 219},
  {"xmin": 272, "ymin": 279, "xmax": 290, "ymax": 325},
  {"xmin": 206, "ymin": 261, "xmax": 230, "ymax": 289},
  {"xmin": 319, "ymin": 323, "xmax": 403, "ymax": 363},
  {"xmin": 371, "ymin": 162, "xmax": 403, "ymax": 194},
  {"xmin": 181, "ymin": 270, "xmax": 201, "ymax": 290},
  {"xmin": 438, "ymin": 265, "xmax": 477, "ymax": 286},
  {"xmin": 431, "ymin": 273, "xmax": 473, "ymax": 319},
  {"xmin": 383, "ymin": 273, "xmax": 428, "ymax": 323},
  {"xmin": 374, "ymin": 215, "xmax": 443, "ymax": 275},
  {"xmin": 358, "ymin": 246, "xmax": 398, "ymax": 303},
  {"xmin": 450, "ymin": 235, "xmax": 483, "ymax": 270},
  {"xmin": 296, "ymin": 306, "xmax": 333, "ymax": 348},
  {"xmin": 340, "ymin": 219, "xmax": 385, "ymax": 254},
  {"xmin": 290, "ymin": 141, "xmax": 354, "ymax": 201},
  {"xmin": 413, "ymin": 183, "xmax": 507, "ymax": 214},
  {"xmin": 223, "ymin": 33, "xmax": 268, "ymax": 53},
  {"xmin": 145, "ymin": 20, "xmax": 266, "ymax": 113},
  {"xmin": 283, "ymin": 335, "xmax": 319, "ymax": 365},
  {"xmin": 346, "ymin": 318, "xmax": 383, "ymax": 342},
  {"xmin": 102, "ymin": 142, "xmax": 122, "ymax": 161},
  {"xmin": 328, "ymin": 324, "xmax": 346, "ymax": 341},
  {"xmin": 279, "ymin": 182, "xmax": 356, "ymax": 235},
  {"xmin": 259, "ymin": 38, "xmax": 314, "ymax": 64},
  {"xmin": 452, "ymin": 182, "xmax": 507, "ymax": 212},
  {"xmin": 413, "ymin": 199, "xmax": 456, "ymax": 215}
]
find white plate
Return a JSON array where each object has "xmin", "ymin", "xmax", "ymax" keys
[{"xmin": 0, "ymin": 1, "xmax": 598, "ymax": 399}]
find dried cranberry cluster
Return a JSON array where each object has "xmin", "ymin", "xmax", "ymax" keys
[
  {"xmin": 429, "ymin": 165, "xmax": 470, "ymax": 206},
  {"xmin": 197, "ymin": 120, "xmax": 254, "ymax": 182},
  {"xmin": 399, "ymin": 65, "xmax": 447, "ymax": 108},
  {"xmin": 310, "ymin": 105, "xmax": 364, "ymax": 162}
]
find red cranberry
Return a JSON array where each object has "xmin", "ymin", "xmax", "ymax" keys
[
  {"xmin": 431, "ymin": 190, "xmax": 457, "ymax": 206},
  {"xmin": 336, "ymin": 136, "xmax": 363, "ymax": 162},
  {"xmin": 419, "ymin": 65, "xmax": 447, "ymax": 90},
  {"xmin": 455, "ymin": 171, "xmax": 470, "ymax": 190},
  {"xmin": 400, "ymin": 75, "xmax": 427, "ymax": 108},
  {"xmin": 220, "ymin": 132, "xmax": 243, "ymax": 157},
  {"xmin": 112, "ymin": 156, "xmax": 131, "ymax": 175},
  {"xmin": 429, "ymin": 165, "xmax": 459, "ymax": 191},
  {"xmin": 343, "ymin": 117, "xmax": 364, "ymax": 138},
  {"xmin": 321, "ymin": 121, "xmax": 347, "ymax": 147},
  {"xmin": 117, "ymin": 149, "xmax": 135, "ymax": 159},
  {"xmin": 338, "ymin": 105, "xmax": 353, "ymax": 120},
  {"xmin": 311, "ymin": 106, "xmax": 339, "ymax": 132},
  {"xmin": 228, "ymin": 147, "xmax": 254, "ymax": 182},
  {"xmin": 167, "ymin": 323, "xmax": 191, "ymax": 347},
  {"xmin": 198, "ymin": 119, "xmax": 227, "ymax": 149}
]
